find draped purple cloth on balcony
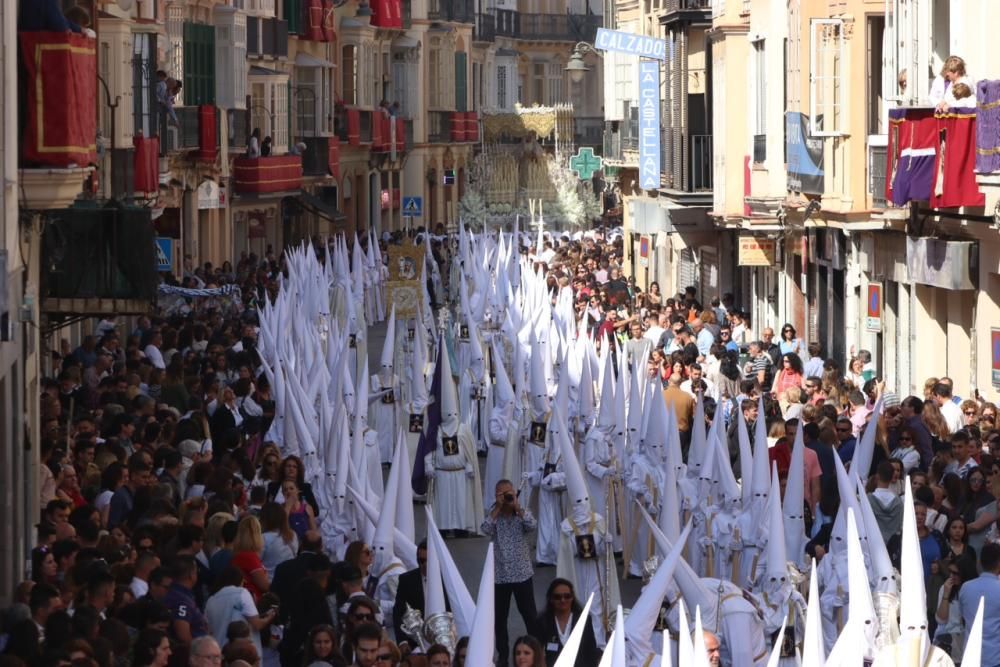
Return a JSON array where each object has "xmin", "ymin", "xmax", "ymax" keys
[{"xmin": 976, "ymin": 79, "xmax": 1000, "ymax": 173}]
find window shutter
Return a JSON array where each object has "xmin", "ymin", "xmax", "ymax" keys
[{"xmin": 455, "ymin": 51, "xmax": 467, "ymax": 112}]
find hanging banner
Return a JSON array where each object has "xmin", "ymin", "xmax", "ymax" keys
[{"xmin": 638, "ymin": 61, "xmax": 660, "ymax": 191}]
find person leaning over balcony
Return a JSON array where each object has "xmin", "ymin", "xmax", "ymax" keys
[
  {"xmin": 247, "ymin": 129, "xmax": 261, "ymax": 159},
  {"xmin": 931, "ymin": 55, "xmax": 976, "ymax": 112}
]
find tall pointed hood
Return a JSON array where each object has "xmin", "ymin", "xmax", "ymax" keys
[
  {"xmin": 801, "ymin": 560, "xmax": 826, "ymax": 667},
  {"xmin": 962, "ymin": 596, "xmax": 985, "ymax": 667},
  {"xmin": 552, "ymin": 594, "xmax": 595, "ymax": 667},
  {"xmin": 713, "ymin": 420, "xmax": 741, "ymax": 505},
  {"xmin": 658, "ymin": 406, "xmax": 682, "ymax": 543},
  {"xmin": 783, "ymin": 424, "xmax": 808, "ymax": 568},
  {"xmin": 554, "ymin": 408, "xmax": 591, "ymax": 516},
  {"xmin": 409, "ymin": 315, "xmax": 429, "ymax": 411},
  {"xmin": 596, "ymin": 349, "xmax": 616, "ymax": 429},
  {"xmin": 691, "ymin": 606, "xmax": 711, "ymax": 667},
  {"xmin": 371, "ymin": 436, "xmax": 400, "ymax": 569},
  {"xmin": 492, "ymin": 340, "xmax": 515, "ymax": 404},
  {"xmin": 687, "ymin": 396, "xmax": 707, "ymax": 476},
  {"xmin": 598, "ymin": 606, "xmax": 626, "ymax": 667},
  {"xmin": 750, "ymin": 396, "xmax": 771, "ymax": 499},
  {"xmin": 764, "ymin": 462, "xmax": 787, "ymax": 583},
  {"xmin": 624, "ymin": 520, "xmax": 692, "ymax": 663},
  {"xmin": 638, "ymin": 505, "xmax": 717, "ymax": 628},
  {"xmin": 424, "ymin": 518, "xmax": 447, "ymax": 617},
  {"xmin": 827, "ymin": 508, "xmax": 874, "ymax": 665},
  {"xmin": 765, "ymin": 617, "xmax": 788, "ymax": 667},
  {"xmin": 528, "ymin": 331, "xmax": 550, "ymax": 418},
  {"xmin": 392, "ymin": 431, "xmax": 418, "ymax": 567},
  {"xmin": 438, "ymin": 330, "xmax": 460, "ymax": 436},
  {"xmin": 830, "ymin": 450, "xmax": 865, "ymax": 552},
  {"xmin": 898, "ymin": 477, "xmax": 931, "ymax": 663},
  {"xmin": 677, "ymin": 599, "xmax": 694, "ymax": 667},
  {"xmin": 464, "ymin": 544, "xmax": 495, "ymax": 666},
  {"xmin": 424, "ymin": 509, "xmax": 476, "ymax": 636},
  {"xmin": 736, "ymin": 407, "xmax": 754, "ymax": 506},
  {"xmin": 855, "ymin": 475, "xmax": 896, "ymax": 593},
  {"xmin": 380, "ymin": 304, "xmax": 396, "ymax": 374},
  {"xmin": 852, "ymin": 395, "xmax": 884, "ymax": 482}
]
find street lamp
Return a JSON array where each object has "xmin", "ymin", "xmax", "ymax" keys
[{"xmin": 565, "ymin": 42, "xmax": 596, "ymax": 84}]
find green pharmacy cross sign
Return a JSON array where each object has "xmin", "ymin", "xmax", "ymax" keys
[{"xmin": 569, "ymin": 147, "xmax": 603, "ymax": 180}]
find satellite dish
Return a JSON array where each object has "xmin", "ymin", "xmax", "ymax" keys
[{"xmin": 117, "ymin": 0, "xmax": 135, "ymax": 11}]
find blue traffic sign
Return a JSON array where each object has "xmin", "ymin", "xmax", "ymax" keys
[
  {"xmin": 402, "ymin": 196, "xmax": 423, "ymax": 217},
  {"xmin": 155, "ymin": 237, "xmax": 173, "ymax": 272},
  {"xmin": 595, "ymin": 28, "xmax": 667, "ymax": 61}
]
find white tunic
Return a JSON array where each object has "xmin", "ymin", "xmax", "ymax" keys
[
  {"xmin": 425, "ymin": 424, "xmax": 483, "ymax": 533},
  {"xmin": 556, "ymin": 511, "xmax": 620, "ymax": 648}
]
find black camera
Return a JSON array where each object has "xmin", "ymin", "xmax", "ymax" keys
[{"xmin": 504, "ymin": 492, "xmax": 515, "ymax": 503}]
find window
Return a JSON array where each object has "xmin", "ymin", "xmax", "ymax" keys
[
  {"xmin": 546, "ymin": 62, "xmax": 563, "ymax": 105},
  {"xmin": 284, "ymin": 0, "xmax": 303, "ymax": 34},
  {"xmin": 753, "ymin": 40, "xmax": 765, "ymax": 135},
  {"xmin": 809, "ymin": 18, "xmax": 844, "ymax": 137},
  {"xmin": 429, "ymin": 48, "xmax": 441, "ymax": 108},
  {"xmin": 183, "ymin": 22, "xmax": 216, "ymax": 106},
  {"xmin": 532, "ymin": 63, "xmax": 544, "ymax": 105},
  {"xmin": 295, "ymin": 65, "xmax": 332, "ymax": 135},
  {"xmin": 250, "ymin": 75, "xmax": 290, "ymax": 153},
  {"xmin": 497, "ymin": 64, "xmax": 507, "ymax": 109},
  {"xmin": 132, "ymin": 33, "xmax": 158, "ymax": 139},
  {"xmin": 866, "ymin": 15, "xmax": 885, "ymax": 136},
  {"xmin": 342, "ymin": 45, "xmax": 357, "ymax": 105},
  {"xmin": 455, "ymin": 52, "xmax": 467, "ymax": 112},
  {"xmin": 166, "ymin": 4, "xmax": 184, "ymax": 100}
]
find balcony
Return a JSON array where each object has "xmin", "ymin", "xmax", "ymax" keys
[
  {"xmin": 335, "ymin": 107, "xmax": 373, "ymax": 145},
  {"xmin": 518, "ymin": 13, "xmax": 601, "ymax": 42},
  {"xmin": 162, "ymin": 107, "xmax": 202, "ymax": 153},
  {"xmin": 753, "ymin": 134, "xmax": 766, "ymax": 164},
  {"xmin": 575, "ymin": 117, "xmax": 604, "ymax": 148},
  {"xmin": 302, "ymin": 136, "xmax": 341, "ymax": 178},
  {"xmin": 689, "ymin": 134, "xmax": 713, "ymax": 192},
  {"xmin": 233, "ymin": 155, "xmax": 303, "ymax": 194},
  {"xmin": 428, "ymin": 0, "xmax": 474, "ymax": 23},
  {"xmin": 41, "ymin": 204, "xmax": 158, "ymax": 317},
  {"xmin": 247, "ymin": 16, "xmax": 289, "ymax": 58},
  {"xmin": 662, "ymin": 0, "xmax": 711, "ymax": 25},
  {"xmin": 371, "ymin": 0, "xmax": 404, "ymax": 29},
  {"xmin": 372, "ymin": 116, "xmax": 413, "ymax": 154},
  {"xmin": 474, "ymin": 13, "xmax": 496, "ymax": 42},
  {"xmin": 496, "ymin": 9, "xmax": 518, "ymax": 36}
]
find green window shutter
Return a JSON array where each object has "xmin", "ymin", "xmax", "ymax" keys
[
  {"xmin": 455, "ymin": 52, "xmax": 467, "ymax": 112},
  {"xmin": 183, "ymin": 22, "xmax": 216, "ymax": 106},
  {"xmin": 286, "ymin": 0, "xmax": 303, "ymax": 35}
]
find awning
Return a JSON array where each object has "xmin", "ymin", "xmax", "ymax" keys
[
  {"xmin": 295, "ymin": 52, "xmax": 336, "ymax": 68},
  {"xmin": 391, "ymin": 35, "xmax": 420, "ymax": 49},
  {"xmin": 298, "ymin": 190, "xmax": 346, "ymax": 223},
  {"xmin": 249, "ymin": 65, "xmax": 287, "ymax": 77}
]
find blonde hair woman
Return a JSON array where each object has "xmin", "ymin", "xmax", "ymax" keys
[
  {"xmin": 203, "ymin": 511, "xmax": 236, "ymax": 558},
  {"xmin": 231, "ymin": 515, "xmax": 269, "ymax": 601}
]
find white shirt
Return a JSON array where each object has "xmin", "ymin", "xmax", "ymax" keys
[
  {"xmin": 939, "ymin": 400, "xmax": 963, "ymax": 434},
  {"xmin": 681, "ymin": 377, "xmax": 717, "ymax": 401},
  {"xmin": 643, "ymin": 326, "xmax": 665, "ymax": 346},
  {"xmin": 130, "ymin": 576, "xmax": 149, "ymax": 599},
  {"xmin": 143, "ymin": 344, "xmax": 166, "ymax": 370}
]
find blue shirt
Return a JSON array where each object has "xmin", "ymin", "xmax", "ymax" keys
[
  {"xmin": 918, "ymin": 533, "xmax": 942, "ymax": 580},
  {"xmin": 837, "ymin": 437, "xmax": 857, "ymax": 464},
  {"xmin": 803, "ymin": 355, "xmax": 824, "ymax": 379},
  {"xmin": 164, "ymin": 583, "xmax": 209, "ymax": 640},
  {"xmin": 695, "ymin": 328, "xmax": 714, "ymax": 357},
  {"xmin": 959, "ymin": 573, "xmax": 1000, "ymax": 667}
]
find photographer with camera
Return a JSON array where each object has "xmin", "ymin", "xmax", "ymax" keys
[{"xmin": 481, "ymin": 479, "xmax": 538, "ymax": 667}]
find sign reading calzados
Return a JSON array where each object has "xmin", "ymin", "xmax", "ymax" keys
[{"xmin": 594, "ymin": 28, "xmax": 667, "ymax": 60}]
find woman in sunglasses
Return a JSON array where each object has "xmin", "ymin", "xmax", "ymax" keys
[
  {"xmin": 890, "ymin": 425, "xmax": 921, "ymax": 474},
  {"xmin": 532, "ymin": 578, "xmax": 597, "ymax": 666}
]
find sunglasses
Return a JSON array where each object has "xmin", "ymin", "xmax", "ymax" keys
[
  {"xmin": 551, "ymin": 593, "xmax": 574, "ymax": 601},
  {"xmin": 836, "ymin": 427, "xmax": 851, "ymax": 433},
  {"xmin": 353, "ymin": 613, "xmax": 375, "ymax": 622},
  {"xmin": 964, "ymin": 411, "xmax": 978, "ymax": 416},
  {"xmin": 377, "ymin": 655, "xmax": 393, "ymax": 661}
]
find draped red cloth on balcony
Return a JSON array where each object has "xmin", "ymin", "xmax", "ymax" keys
[
  {"xmin": 372, "ymin": 111, "xmax": 384, "ymax": 150},
  {"xmin": 20, "ymin": 31, "xmax": 97, "ymax": 168},
  {"xmin": 197, "ymin": 105, "xmax": 218, "ymax": 162},
  {"xmin": 886, "ymin": 107, "xmax": 984, "ymax": 208},
  {"xmin": 371, "ymin": 0, "xmax": 401, "ymax": 28},
  {"xmin": 133, "ymin": 136, "xmax": 159, "ymax": 194},
  {"xmin": 233, "ymin": 156, "xmax": 303, "ymax": 194},
  {"xmin": 347, "ymin": 109, "xmax": 360, "ymax": 146},
  {"xmin": 450, "ymin": 112, "xmax": 465, "ymax": 141},
  {"xmin": 395, "ymin": 118, "xmax": 405, "ymax": 151},
  {"xmin": 465, "ymin": 111, "xmax": 478, "ymax": 142},
  {"xmin": 321, "ymin": 0, "xmax": 335, "ymax": 40},
  {"xmin": 306, "ymin": 0, "xmax": 324, "ymax": 41}
]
